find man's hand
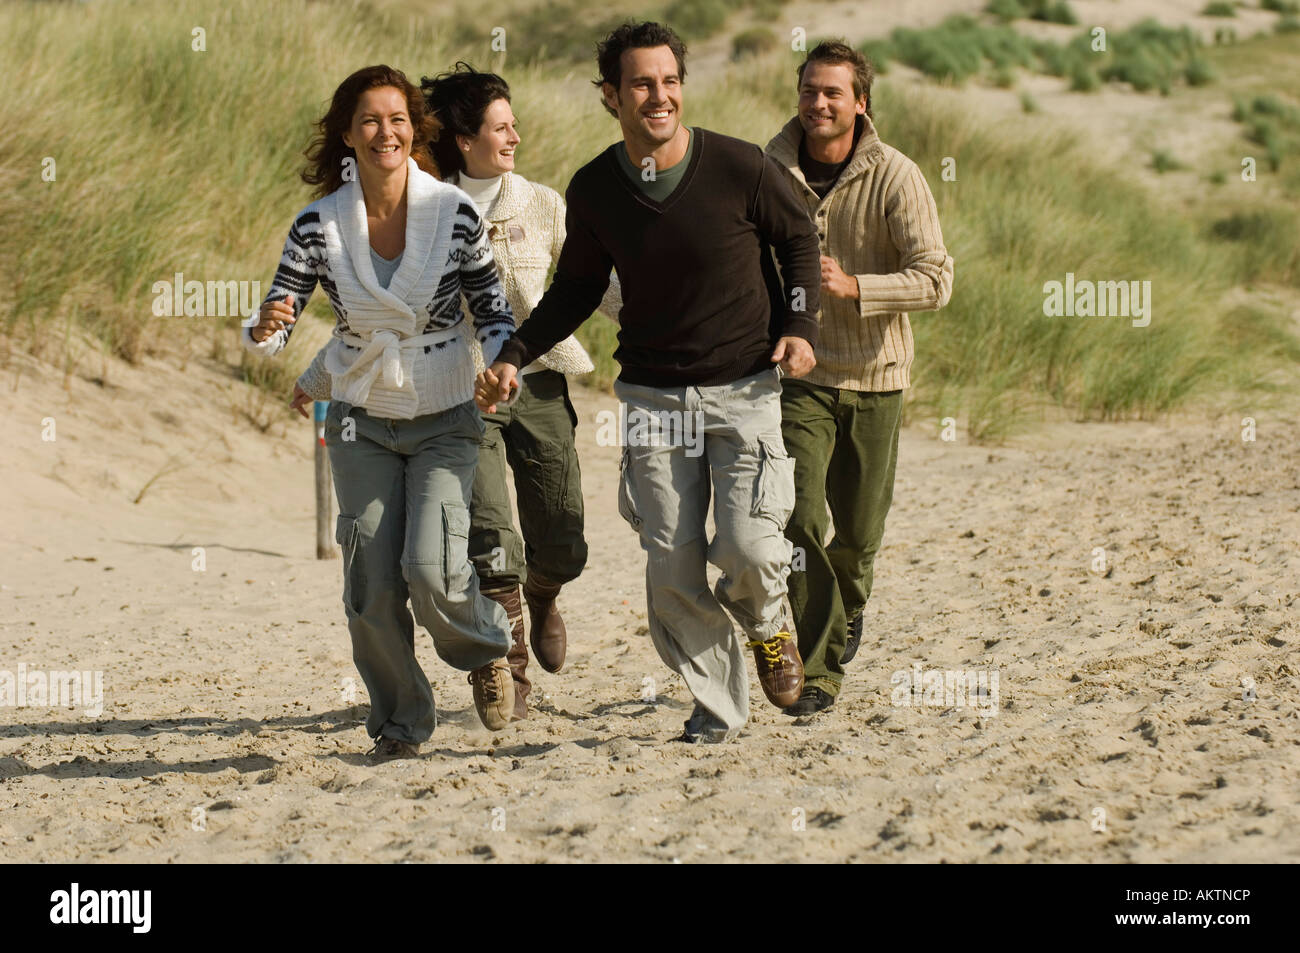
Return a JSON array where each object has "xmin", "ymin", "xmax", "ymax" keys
[
  {"xmin": 251, "ymin": 293, "xmax": 296, "ymax": 343},
  {"xmin": 290, "ymin": 382, "xmax": 311, "ymax": 419},
  {"xmin": 475, "ymin": 361, "xmax": 520, "ymax": 413},
  {"xmin": 820, "ymin": 256, "xmax": 858, "ymax": 299},
  {"xmin": 771, "ymin": 336, "xmax": 815, "ymax": 378}
]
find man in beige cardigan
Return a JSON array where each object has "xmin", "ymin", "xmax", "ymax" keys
[{"xmin": 765, "ymin": 40, "xmax": 954, "ymax": 714}]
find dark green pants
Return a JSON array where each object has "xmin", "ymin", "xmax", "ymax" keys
[
  {"xmin": 779, "ymin": 379, "xmax": 903, "ymax": 697},
  {"xmin": 469, "ymin": 369, "xmax": 587, "ymax": 588}
]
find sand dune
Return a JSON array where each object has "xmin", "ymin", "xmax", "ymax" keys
[{"xmin": 1, "ymin": 345, "xmax": 1295, "ymax": 862}]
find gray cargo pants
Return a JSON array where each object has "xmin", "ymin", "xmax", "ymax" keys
[
  {"xmin": 613, "ymin": 367, "xmax": 795, "ymax": 742},
  {"xmin": 325, "ymin": 400, "xmax": 511, "ymax": 744}
]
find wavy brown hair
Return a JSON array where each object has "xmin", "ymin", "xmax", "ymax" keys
[{"xmin": 302, "ymin": 65, "xmax": 440, "ymax": 197}]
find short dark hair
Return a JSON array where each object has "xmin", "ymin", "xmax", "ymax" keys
[
  {"xmin": 592, "ymin": 21, "xmax": 688, "ymax": 118},
  {"xmin": 796, "ymin": 40, "xmax": 875, "ymax": 121},
  {"xmin": 420, "ymin": 62, "xmax": 512, "ymax": 177}
]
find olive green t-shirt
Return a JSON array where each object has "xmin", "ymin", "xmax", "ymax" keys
[{"xmin": 615, "ymin": 126, "xmax": 695, "ymax": 203}]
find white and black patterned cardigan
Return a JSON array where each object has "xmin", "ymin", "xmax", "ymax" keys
[{"xmin": 241, "ymin": 158, "xmax": 515, "ymax": 419}]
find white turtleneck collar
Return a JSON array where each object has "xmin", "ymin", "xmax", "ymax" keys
[{"xmin": 457, "ymin": 171, "xmax": 503, "ymax": 216}]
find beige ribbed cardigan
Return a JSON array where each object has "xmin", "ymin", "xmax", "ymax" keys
[
  {"xmin": 765, "ymin": 115, "xmax": 953, "ymax": 392},
  {"xmin": 447, "ymin": 170, "xmax": 622, "ymax": 376}
]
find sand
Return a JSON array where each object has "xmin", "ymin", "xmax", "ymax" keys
[{"xmin": 1, "ymin": 339, "xmax": 1296, "ymax": 863}]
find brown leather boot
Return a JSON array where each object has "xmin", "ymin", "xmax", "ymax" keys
[
  {"xmin": 483, "ymin": 582, "xmax": 528, "ymax": 721},
  {"xmin": 523, "ymin": 570, "xmax": 567, "ymax": 674}
]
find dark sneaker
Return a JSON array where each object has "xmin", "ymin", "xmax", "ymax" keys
[
  {"xmin": 676, "ymin": 707, "xmax": 735, "ymax": 744},
  {"xmin": 783, "ymin": 687, "xmax": 835, "ymax": 716},
  {"xmin": 840, "ymin": 609, "xmax": 865, "ymax": 665},
  {"xmin": 368, "ymin": 736, "xmax": 420, "ymax": 763}
]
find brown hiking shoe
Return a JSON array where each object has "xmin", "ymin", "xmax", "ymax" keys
[
  {"xmin": 483, "ymin": 582, "xmax": 529, "ymax": 721},
  {"xmin": 523, "ymin": 571, "xmax": 567, "ymax": 674},
  {"xmin": 468, "ymin": 656, "xmax": 514, "ymax": 730},
  {"xmin": 368, "ymin": 736, "xmax": 420, "ymax": 764},
  {"xmin": 746, "ymin": 631, "xmax": 805, "ymax": 709}
]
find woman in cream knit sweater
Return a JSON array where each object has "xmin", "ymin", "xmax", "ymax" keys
[
  {"xmin": 245, "ymin": 65, "xmax": 519, "ymax": 760},
  {"xmin": 421, "ymin": 64, "xmax": 621, "ymax": 721}
]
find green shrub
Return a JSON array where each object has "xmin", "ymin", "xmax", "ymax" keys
[
  {"xmin": 1277, "ymin": 15, "xmax": 1300, "ymax": 32},
  {"xmin": 1208, "ymin": 210, "xmax": 1300, "ymax": 282},
  {"xmin": 1029, "ymin": 1, "xmax": 1078, "ymax": 25},
  {"xmin": 1201, "ymin": 2, "xmax": 1237, "ymax": 17},
  {"xmin": 890, "ymin": 20, "xmax": 985, "ymax": 83},
  {"xmin": 1069, "ymin": 62, "xmax": 1099, "ymax": 91},
  {"xmin": 1033, "ymin": 40, "xmax": 1072, "ymax": 76},
  {"xmin": 888, "ymin": 16, "xmax": 1036, "ymax": 84},
  {"xmin": 858, "ymin": 38, "xmax": 894, "ymax": 73},
  {"xmin": 1020, "ymin": 90, "xmax": 1039, "ymax": 112},
  {"xmin": 979, "ymin": 24, "xmax": 1038, "ymax": 69},
  {"xmin": 1152, "ymin": 150, "xmax": 1186, "ymax": 173},
  {"xmin": 665, "ymin": 0, "xmax": 730, "ymax": 40},
  {"xmin": 731, "ymin": 27, "xmax": 777, "ymax": 60},
  {"xmin": 1185, "ymin": 57, "xmax": 1217, "ymax": 85},
  {"xmin": 748, "ymin": 0, "xmax": 785, "ymax": 20},
  {"xmin": 986, "ymin": 0, "xmax": 1026, "ymax": 21},
  {"xmin": 1208, "ymin": 170, "xmax": 1228, "ymax": 185},
  {"xmin": 1262, "ymin": 0, "xmax": 1300, "ymax": 13},
  {"xmin": 1103, "ymin": 48, "xmax": 1161, "ymax": 91}
]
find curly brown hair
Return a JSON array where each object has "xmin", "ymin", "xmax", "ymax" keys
[{"xmin": 302, "ymin": 65, "xmax": 440, "ymax": 197}]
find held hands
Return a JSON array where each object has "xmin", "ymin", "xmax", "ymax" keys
[
  {"xmin": 251, "ymin": 293, "xmax": 296, "ymax": 343},
  {"xmin": 475, "ymin": 362, "xmax": 520, "ymax": 413},
  {"xmin": 771, "ymin": 336, "xmax": 816, "ymax": 378},
  {"xmin": 820, "ymin": 256, "xmax": 859, "ymax": 299}
]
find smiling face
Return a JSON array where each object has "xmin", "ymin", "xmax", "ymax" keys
[
  {"xmin": 342, "ymin": 85, "xmax": 413, "ymax": 176},
  {"xmin": 603, "ymin": 45, "xmax": 684, "ymax": 154},
  {"xmin": 458, "ymin": 97, "xmax": 520, "ymax": 179},
  {"xmin": 798, "ymin": 61, "xmax": 865, "ymax": 144}
]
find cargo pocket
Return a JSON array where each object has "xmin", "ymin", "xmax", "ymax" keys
[
  {"xmin": 441, "ymin": 500, "xmax": 473, "ymax": 593},
  {"xmin": 616, "ymin": 447, "xmax": 642, "ymax": 531},
  {"xmin": 335, "ymin": 514, "xmax": 365, "ymax": 613},
  {"xmin": 752, "ymin": 433, "xmax": 796, "ymax": 528}
]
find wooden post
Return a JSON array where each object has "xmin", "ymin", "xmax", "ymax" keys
[{"xmin": 314, "ymin": 400, "xmax": 336, "ymax": 559}]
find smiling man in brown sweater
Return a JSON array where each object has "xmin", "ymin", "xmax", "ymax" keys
[
  {"xmin": 478, "ymin": 21, "xmax": 822, "ymax": 742},
  {"xmin": 766, "ymin": 41, "xmax": 954, "ymax": 714}
]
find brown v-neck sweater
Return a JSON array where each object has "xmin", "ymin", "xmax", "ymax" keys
[{"xmin": 495, "ymin": 127, "xmax": 821, "ymax": 387}]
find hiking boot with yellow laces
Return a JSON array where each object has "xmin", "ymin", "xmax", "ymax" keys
[
  {"xmin": 746, "ymin": 630, "xmax": 804, "ymax": 709},
  {"xmin": 468, "ymin": 656, "xmax": 514, "ymax": 730}
]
